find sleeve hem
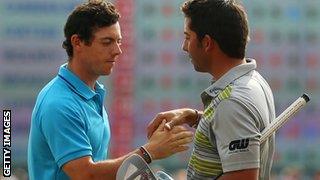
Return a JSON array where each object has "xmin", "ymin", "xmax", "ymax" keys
[
  {"xmin": 223, "ymin": 161, "xmax": 260, "ymax": 173},
  {"xmin": 57, "ymin": 150, "xmax": 92, "ymax": 168}
]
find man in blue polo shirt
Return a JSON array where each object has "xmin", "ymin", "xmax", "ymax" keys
[{"xmin": 27, "ymin": 1, "xmax": 194, "ymax": 179}]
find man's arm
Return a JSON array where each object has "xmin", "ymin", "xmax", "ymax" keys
[
  {"xmin": 63, "ymin": 121, "xmax": 193, "ymax": 179},
  {"xmin": 218, "ymin": 168, "xmax": 258, "ymax": 180},
  {"xmin": 213, "ymin": 99, "xmax": 261, "ymax": 180},
  {"xmin": 62, "ymin": 149, "xmax": 142, "ymax": 180}
]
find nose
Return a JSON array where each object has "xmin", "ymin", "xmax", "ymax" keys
[{"xmin": 114, "ymin": 43, "xmax": 122, "ymax": 55}]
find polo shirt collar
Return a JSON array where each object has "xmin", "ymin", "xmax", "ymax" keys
[
  {"xmin": 202, "ymin": 58, "xmax": 256, "ymax": 97},
  {"xmin": 58, "ymin": 64, "xmax": 106, "ymax": 100}
]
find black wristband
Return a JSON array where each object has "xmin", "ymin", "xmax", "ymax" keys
[
  {"xmin": 139, "ymin": 146, "xmax": 152, "ymax": 164},
  {"xmin": 192, "ymin": 109, "xmax": 201, "ymax": 128}
]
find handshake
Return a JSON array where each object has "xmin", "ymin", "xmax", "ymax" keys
[
  {"xmin": 116, "ymin": 108, "xmax": 202, "ymax": 180},
  {"xmin": 143, "ymin": 108, "xmax": 202, "ymax": 161}
]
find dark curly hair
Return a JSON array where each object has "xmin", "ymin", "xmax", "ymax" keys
[{"xmin": 62, "ymin": 0, "xmax": 120, "ymax": 58}]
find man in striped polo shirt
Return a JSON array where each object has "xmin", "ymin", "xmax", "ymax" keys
[{"xmin": 148, "ymin": 0, "xmax": 275, "ymax": 179}]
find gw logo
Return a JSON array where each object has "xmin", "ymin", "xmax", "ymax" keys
[{"xmin": 229, "ymin": 138, "xmax": 249, "ymax": 151}]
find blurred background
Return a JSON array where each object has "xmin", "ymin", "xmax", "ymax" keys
[{"xmin": 0, "ymin": 0, "xmax": 319, "ymax": 179}]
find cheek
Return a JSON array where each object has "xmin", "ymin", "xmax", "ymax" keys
[
  {"xmin": 106, "ymin": 46, "xmax": 118, "ymax": 57},
  {"xmin": 186, "ymin": 41, "xmax": 194, "ymax": 53},
  {"xmin": 189, "ymin": 42, "xmax": 200, "ymax": 56},
  {"xmin": 97, "ymin": 46, "xmax": 108, "ymax": 54}
]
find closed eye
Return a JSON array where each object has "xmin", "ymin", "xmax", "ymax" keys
[
  {"xmin": 101, "ymin": 39, "xmax": 112, "ymax": 46},
  {"xmin": 100, "ymin": 38, "xmax": 122, "ymax": 46}
]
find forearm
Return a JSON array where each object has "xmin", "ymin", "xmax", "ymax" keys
[
  {"xmin": 64, "ymin": 148, "xmax": 143, "ymax": 180},
  {"xmin": 93, "ymin": 150, "xmax": 139, "ymax": 179},
  {"xmin": 93, "ymin": 147, "xmax": 151, "ymax": 179}
]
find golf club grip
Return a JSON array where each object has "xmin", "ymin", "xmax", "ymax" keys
[{"xmin": 260, "ymin": 94, "xmax": 310, "ymax": 143}]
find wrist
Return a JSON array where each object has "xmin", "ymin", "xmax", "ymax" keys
[
  {"xmin": 139, "ymin": 146, "xmax": 153, "ymax": 164},
  {"xmin": 142, "ymin": 143, "xmax": 157, "ymax": 161},
  {"xmin": 190, "ymin": 109, "xmax": 201, "ymax": 128}
]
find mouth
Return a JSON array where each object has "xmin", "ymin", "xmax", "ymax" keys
[{"xmin": 106, "ymin": 60, "xmax": 115, "ymax": 63}]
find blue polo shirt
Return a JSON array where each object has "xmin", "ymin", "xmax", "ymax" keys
[{"xmin": 28, "ymin": 64, "xmax": 111, "ymax": 180}]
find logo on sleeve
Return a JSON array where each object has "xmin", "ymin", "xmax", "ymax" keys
[{"xmin": 228, "ymin": 138, "xmax": 249, "ymax": 153}]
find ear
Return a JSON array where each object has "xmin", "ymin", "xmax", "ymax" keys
[
  {"xmin": 202, "ymin": 35, "xmax": 215, "ymax": 52},
  {"xmin": 70, "ymin": 34, "xmax": 83, "ymax": 51}
]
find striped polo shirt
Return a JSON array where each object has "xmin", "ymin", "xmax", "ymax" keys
[{"xmin": 187, "ymin": 59, "xmax": 275, "ymax": 180}]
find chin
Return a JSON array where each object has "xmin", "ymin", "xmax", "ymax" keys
[
  {"xmin": 102, "ymin": 67, "xmax": 113, "ymax": 75},
  {"xmin": 104, "ymin": 71, "xmax": 112, "ymax": 75},
  {"xmin": 100, "ymin": 70, "xmax": 112, "ymax": 76}
]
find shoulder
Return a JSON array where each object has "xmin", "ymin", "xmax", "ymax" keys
[
  {"xmin": 36, "ymin": 77, "xmax": 83, "ymax": 118},
  {"xmin": 217, "ymin": 71, "xmax": 274, "ymax": 129},
  {"xmin": 229, "ymin": 71, "xmax": 272, "ymax": 105},
  {"xmin": 215, "ymin": 98, "xmax": 250, "ymax": 119}
]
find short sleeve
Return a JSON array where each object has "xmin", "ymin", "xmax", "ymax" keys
[
  {"xmin": 212, "ymin": 98, "xmax": 261, "ymax": 173},
  {"xmin": 40, "ymin": 101, "xmax": 92, "ymax": 168}
]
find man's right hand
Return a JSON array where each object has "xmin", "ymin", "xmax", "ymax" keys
[
  {"xmin": 147, "ymin": 108, "xmax": 201, "ymax": 139},
  {"xmin": 144, "ymin": 120, "xmax": 194, "ymax": 160}
]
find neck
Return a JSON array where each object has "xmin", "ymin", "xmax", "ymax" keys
[
  {"xmin": 67, "ymin": 58, "xmax": 98, "ymax": 90},
  {"xmin": 210, "ymin": 57, "xmax": 246, "ymax": 80}
]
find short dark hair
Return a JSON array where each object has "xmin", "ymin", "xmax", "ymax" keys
[
  {"xmin": 62, "ymin": 0, "xmax": 120, "ymax": 58},
  {"xmin": 181, "ymin": 0, "xmax": 249, "ymax": 59}
]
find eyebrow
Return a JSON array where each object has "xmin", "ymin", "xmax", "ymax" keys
[{"xmin": 184, "ymin": 32, "xmax": 190, "ymax": 36}]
